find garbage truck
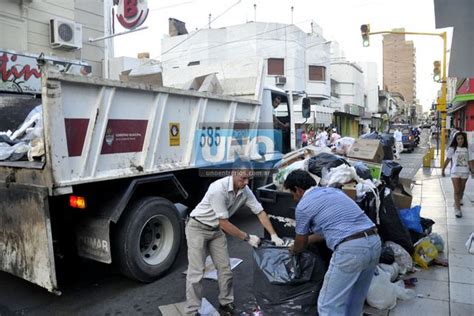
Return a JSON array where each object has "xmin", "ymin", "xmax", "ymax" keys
[{"xmin": 0, "ymin": 62, "xmax": 297, "ymax": 293}]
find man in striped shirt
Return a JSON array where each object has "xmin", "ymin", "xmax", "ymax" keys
[{"xmin": 284, "ymin": 170, "xmax": 381, "ymax": 316}]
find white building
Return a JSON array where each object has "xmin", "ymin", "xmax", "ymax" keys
[
  {"xmin": 359, "ymin": 62, "xmax": 379, "ymax": 114},
  {"xmin": 161, "ymin": 21, "xmax": 333, "ymax": 126},
  {"xmin": 0, "ymin": 0, "xmax": 108, "ymax": 78},
  {"xmin": 330, "ymin": 61, "xmax": 366, "ymax": 136}
]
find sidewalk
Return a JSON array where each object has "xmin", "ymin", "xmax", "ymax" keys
[{"xmin": 387, "ymin": 165, "xmax": 474, "ymax": 315}]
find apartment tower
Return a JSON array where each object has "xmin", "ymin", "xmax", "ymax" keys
[{"xmin": 383, "ymin": 28, "xmax": 416, "ymax": 110}]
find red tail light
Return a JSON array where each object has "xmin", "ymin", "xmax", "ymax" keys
[{"xmin": 69, "ymin": 195, "xmax": 87, "ymax": 209}]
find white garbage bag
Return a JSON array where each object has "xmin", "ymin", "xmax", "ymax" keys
[
  {"xmin": 273, "ymin": 160, "xmax": 306, "ymax": 190},
  {"xmin": 10, "ymin": 105, "xmax": 43, "ymax": 141},
  {"xmin": 367, "ymin": 266, "xmax": 415, "ymax": 310},
  {"xmin": 378, "ymin": 262, "xmax": 400, "ymax": 282},
  {"xmin": 367, "ymin": 267, "xmax": 398, "ymax": 310}
]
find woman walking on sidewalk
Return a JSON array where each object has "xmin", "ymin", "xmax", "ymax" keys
[{"xmin": 441, "ymin": 132, "xmax": 472, "ymax": 218}]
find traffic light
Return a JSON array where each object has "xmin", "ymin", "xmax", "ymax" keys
[
  {"xmin": 360, "ymin": 24, "xmax": 370, "ymax": 47},
  {"xmin": 433, "ymin": 60, "xmax": 441, "ymax": 82}
]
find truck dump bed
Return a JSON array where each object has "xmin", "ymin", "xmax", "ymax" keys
[{"xmin": 1, "ymin": 67, "xmax": 264, "ymax": 192}]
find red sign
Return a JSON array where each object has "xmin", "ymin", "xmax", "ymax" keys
[
  {"xmin": 0, "ymin": 52, "xmax": 41, "ymax": 93},
  {"xmin": 65, "ymin": 118, "xmax": 90, "ymax": 157},
  {"xmin": 101, "ymin": 119, "xmax": 148, "ymax": 154},
  {"xmin": 115, "ymin": 0, "xmax": 149, "ymax": 30}
]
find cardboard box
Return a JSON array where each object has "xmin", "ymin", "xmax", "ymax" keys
[
  {"xmin": 392, "ymin": 189, "xmax": 412, "ymax": 209},
  {"xmin": 342, "ymin": 184, "xmax": 357, "ymax": 201},
  {"xmin": 347, "ymin": 139, "xmax": 384, "ymax": 163},
  {"xmin": 392, "ymin": 178, "xmax": 413, "ymax": 209},
  {"xmin": 119, "ymin": 63, "xmax": 163, "ymax": 86}
]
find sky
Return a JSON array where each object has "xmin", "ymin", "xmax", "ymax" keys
[{"xmin": 114, "ymin": 0, "xmax": 453, "ymax": 112}]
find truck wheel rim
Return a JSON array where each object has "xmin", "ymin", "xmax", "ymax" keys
[{"xmin": 139, "ymin": 215, "xmax": 174, "ymax": 265}]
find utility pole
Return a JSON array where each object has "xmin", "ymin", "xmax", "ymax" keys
[{"xmin": 360, "ymin": 27, "xmax": 448, "ymax": 164}]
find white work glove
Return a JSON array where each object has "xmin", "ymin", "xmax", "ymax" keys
[
  {"xmin": 247, "ymin": 234, "xmax": 261, "ymax": 248},
  {"xmin": 271, "ymin": 234, "xmax": 284, "ymax": 246}
]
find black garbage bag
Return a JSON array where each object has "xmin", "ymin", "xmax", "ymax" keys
[
  {"xmin": 308, "ymin": 153, "xmax": 349, "ymax": 178},
  {"xmin": 379, "ymin": 246, "xmax": 395, "ymax": 264},
  {"xmin": 379, "ymin": 188, "xmax": 414, "ymax": 254},
  {"xmin": 380, "ymin": 134, "xmax": 395, "ymax": 147},
  {"xmin": 353, "ymin": 161, "xmax": 372, "ymax": 180},
  {"xmin": 356, "ymin": 182, "xmax": 384, "ymax": 225},
  {"xmin": 380, "ymin": 134, "xmax": 395, "ymax": 160},
  {"xmin": 253, "ymin": 243, "xmax": 326, "ymax": 315},
  {"xmin": 409, "ymin": 217, "xmax": 436, "ymax": 244},
  {"xmin": 421, "ymin": 217, "xmax": 435, "ymax": 234},
  {"xmin": 381, "ymin": 160, "xmax": 403, "ymax": 189}
]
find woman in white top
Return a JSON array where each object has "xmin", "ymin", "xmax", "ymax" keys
[{"xmin": 441, "ymin": 132, "xmax": 471, "ymax": 217}]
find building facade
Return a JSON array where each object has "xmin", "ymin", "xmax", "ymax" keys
[
  {"xmin": 330, "ymin": 61, "xmax": 366, "ymax": 137},
  {"xmin": 161, "ymin": 21, "xmax": 333, "ymax": 127},
  {"xmin": 383, "ymin": 29, "xmax": 416, "ymax": 108},
  {"xmin": 449, "ymin": 78, "xmax": 474, "ymax": 132},
  {"xmin": 0, "ymin": 0, "xmax": 107, "ymax": 80}
]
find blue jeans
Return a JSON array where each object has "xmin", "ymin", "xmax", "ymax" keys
[{"xmin": 318, "ymin": 234, "xmax": 381, "ymax": 316}]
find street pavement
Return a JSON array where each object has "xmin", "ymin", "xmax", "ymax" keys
[{"xmin": 1, "ymin": 130, "xmax": 473, "ymax": 315}]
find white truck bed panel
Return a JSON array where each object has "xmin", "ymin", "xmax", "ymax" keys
[{"xmin": 41, "ymin": 70, "xmax": 263, "ymax": 188}]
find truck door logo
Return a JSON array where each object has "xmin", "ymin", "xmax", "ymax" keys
[
  {"xmin": 105, "ymin": 128, "xmax": 115, "ymax": 146},
  {"xmin": 101, "ymin": 119, "xmax": 148, "ymax": 154},
  {"xmin": 169, "ymin": 122, "xmax": 180, "ymax": 146}
]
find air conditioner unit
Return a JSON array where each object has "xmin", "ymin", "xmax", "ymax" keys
[
  {"xmin": 275, "ymin": 76, "xmax": 287, "ymax": 85},
  {"xmin": 50, "ymin": 18, "xmax": 82, "ymax": 50}
]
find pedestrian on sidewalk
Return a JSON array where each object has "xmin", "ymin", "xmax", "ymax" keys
[
  {"xmin": 184, "ymin": 160, "xmax": 284, "ymax": 315},
  {"xmin": 393, "ymin": 127, "xmax": 403, "ymax": 159},
  {"xmin": 301, "ymin": 129, "xmax": 308, "ymax": 147},
  {"xmin": 285, "ymin": 170, "xmax": 381, "ymax": 316},
  {"xmin": 441, "ymin": 131, "xmax": 472, "ymax": 218}
]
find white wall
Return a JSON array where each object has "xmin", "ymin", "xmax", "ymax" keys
[
  {"xmin": 331, "ymin": 61, "xmax": 365, "ymax": 108},
  {"xmin": 359, "ymin": 62, "xmax": 379, "ymax": 113},
  {"xmin": 0, "ymin": 0, "xmax": 105, "ymax": 76}
]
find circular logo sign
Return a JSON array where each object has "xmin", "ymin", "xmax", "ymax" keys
[
  {"xmin": 170, "ymin": 124, "xmax": 179, "ymax": 137},
  {"xmin": 115, "ymin": 0, "xmax": 149, "ymax": 30}
]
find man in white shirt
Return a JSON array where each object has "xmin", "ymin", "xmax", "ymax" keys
[
  {"xmin": 185, "ymin": 160, "xmax": 284, "ymax": 315},
  {"xmin": 393, "ymin": 128, "xmax": 403, "ymax": 159}
]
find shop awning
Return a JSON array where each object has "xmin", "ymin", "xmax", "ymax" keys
[
  {"xmin": 448, "ymin": 93, "xmax": 474, "ymax": 113},
  {"xmin": 451, "ymin": 93, "xmax": 474, "ymax": 104}
]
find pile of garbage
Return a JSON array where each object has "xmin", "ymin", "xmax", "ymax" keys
[
  {"xmin": 262, "ymin": 136, "xmax": 447, "ymax": 311},
  {"xmin": 0, "ymin": 105, "xmax": 44, "ymax": 162}
]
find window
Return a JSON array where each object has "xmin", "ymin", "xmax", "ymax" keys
[
  {"xmin": 268, "ymin": 58, "xmax": 284, "ymax": 75},
  {"xmin": 309, "ymin": 65, "xmax": 326, "ymax": 81}
]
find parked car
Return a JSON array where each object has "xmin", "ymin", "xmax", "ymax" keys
[{"xmin": 389, "ymin": 124, "xmax": 416, "ymax": 153}]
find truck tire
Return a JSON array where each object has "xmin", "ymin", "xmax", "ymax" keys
[{"xmin": 114, "ymin": 197, "xmax": 182, "ymax": 283}]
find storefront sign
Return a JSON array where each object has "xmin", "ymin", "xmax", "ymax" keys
[
  {"xmin": 1, "ymin": 50, "xmax": 91, "ymax": 94},
  {"xmin": 115, "ymin": 0, "xmax": 149, "ymax": 29},
  {"xmin": 0, "ymin": 52, "xmax": 41, "ymax": 94}
]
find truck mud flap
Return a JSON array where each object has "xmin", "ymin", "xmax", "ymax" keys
[{"xmin": 0, "ymin": 182, "xmax": 58, "ymax": 293}]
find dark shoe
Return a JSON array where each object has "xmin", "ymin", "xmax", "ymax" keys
[
  {"xmin": 218, "ymin": 303, "xmax": 236, "ymax": 315},
  {"xmin": 455, "ymin": 208, "xmax": 462, "ymax": 218}
]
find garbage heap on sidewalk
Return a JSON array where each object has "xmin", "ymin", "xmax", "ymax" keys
[{"xmin": 254, "ymin": 134, "xmax": 445, "ymax": 313}]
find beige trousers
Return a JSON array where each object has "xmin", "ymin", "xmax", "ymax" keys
[{"xmin": 185, "ymin": 218, "xmax": 233, "ymax": 314}]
